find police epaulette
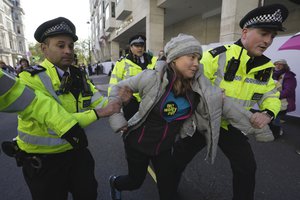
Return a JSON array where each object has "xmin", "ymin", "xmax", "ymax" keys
[
  {"xmin": 209, "ymin": 45, "xmax": 227, "ymax": 58},
  {"xmin": 117, "ymin": 56, "xmax": 125, "ymax": 62},
  {"xmin": 23, "ymin": 65, "xmax": 46, "ymax": 76}
]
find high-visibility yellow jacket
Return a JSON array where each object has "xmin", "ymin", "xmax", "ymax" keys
[
  {"xmin": 0, "ymin": 69, "xmax": 78, "ymax": 136},
  {"xmin": 200, "ymin": 42, "xmax": 281, "ymax": 129},
  {"xmin": 16, "ymin": 59, "xmax": 107, "ymax": 154},
  {"xmin": 108, "ymin": 55, "xmax": 157, "ymax": 102}
]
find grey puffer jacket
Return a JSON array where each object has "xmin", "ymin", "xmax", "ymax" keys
[{"xmin": 109, "ymin": 61, "xmax": 273, "ymax": 163}]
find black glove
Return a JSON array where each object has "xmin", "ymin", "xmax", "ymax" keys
[{"xmin": 61, "ymin": 123, "xmax": 88, "ymax": 149}]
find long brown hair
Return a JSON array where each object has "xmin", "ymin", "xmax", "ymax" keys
[{"xmin": 169, "ymin": 62, "xmax": 193, "ymax": 96}]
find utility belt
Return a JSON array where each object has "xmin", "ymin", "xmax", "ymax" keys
[
  {"xmin": 1, "ymin": 140, "xmax": 85, "ymax": 169},
  {"xmin": 1, "ymin": 140, "xmax": 42, "ymax": 169}
]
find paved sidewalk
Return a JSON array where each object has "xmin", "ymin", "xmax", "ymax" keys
[
  {"xmin": 89, "ymin": 74, "xmax": 110, "ymax": 94},
  {"xmin": 96, "ymin": 83, "xmax": 109, "ymax": 92}
]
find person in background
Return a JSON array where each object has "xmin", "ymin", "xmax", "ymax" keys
[
  {"xmin": 87, "ymin": 63, "xmax": 93, "ymax": 76},
  {"xmin": 95, "ymin": 63, "xmax": 103, "ymax": 75},
  {"xmin": 172, "ymin": 4, "xmax": 288, "ymax": 200},
  {"xmin": 158, "ymin": 50, "xmax": 167, "ymax": 61},
  {"xmin": 14, "ymin": 16, "xmax": 127, "ymax": 200},
  {"xmin": 16, "ymin": 58, "xmax": 30, "ymax": 75},
  {"xmin": 108, "ymin": 34, "xmax": 157, "ymax": 120},
  {"xmin": 271, "ymin": 59, "xmax": 297, "ymax": 138},
  {"xmin": 0, "ymin": 60, "xmax": 15, "ymax": 74},
  {"xmin": 108, "ymin": 34, "xmax": 273, "ymax": 200},
  {"xmin": 0, "ymin": 60, "xmax": 7, "ymax": 70}
]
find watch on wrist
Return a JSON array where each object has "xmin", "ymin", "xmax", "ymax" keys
[{"xmin": 262, "ymin": 111, "xmax": 274, "ymax": 120}]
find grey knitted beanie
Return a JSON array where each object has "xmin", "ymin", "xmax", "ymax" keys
[{"xmin": 164, "ymin": 33, "xmax": 202, "ymax": 63}]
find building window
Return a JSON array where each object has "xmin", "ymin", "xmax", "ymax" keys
[
  {"xmin": 5, "ymin": 6, "xmax": 11, "ymax": 16},
  {"xmin": 111, "ymin": 2, "xmax": 115, "ymax": 18},
  {"xmin": 102, "ymin": 1, "xmax": 105, "ymax": 13},
  {"xmin": 17, "ymin": 25, "xmax": 21, "ymax": 34},
  {"xmin": 19, "ymin": 41, "xmax": 23, "ymax": 52},
  {"xmin": 15, "ymin": 13, "xmax": 19, "ymax": 20},
  {"xmin": 12, "ymin": 0, "xmax": 19, "ymax": 7},
  {"xmin": 6, "ymin": 21, "xmax": 12, "ymax": 31},
  {"xmin": 0, "ymin": 32, "xmax": 3, "ymax": 47},
  {"xmin": 116, "ymin": 0, "xmax": 120, "ymax": 5},
  {"xmin": 9, "ymin": 35, "xmax": 13, "ymax": 49}
]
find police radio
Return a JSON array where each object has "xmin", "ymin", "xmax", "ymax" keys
[{"xmin": 224, "ymin": 48, "xmax": 244, "ymax": 81}]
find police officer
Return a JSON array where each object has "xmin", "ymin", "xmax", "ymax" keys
[
  {"xmin": 108, "ymin": 34, "xmax": 157, "ymax": 120},
  {"xmin": 15, "ymin": 17, "xmax": 123, "ymax": 200},
  {"xmin": 173, "ymin": 4, "xmax": 288, "ymax": 200},
  {"xmin": 1, "ymin": 68, "xmax": 86, "ymax": 163},
  {"xmin": 1, "ymin": 68, "xmax": 81, "ymax": 125}
]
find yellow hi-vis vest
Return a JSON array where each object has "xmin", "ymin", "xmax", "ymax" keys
[
  {"xmin": 108, "ymin": 55, "xmax": 157, "ymax": 102},
  {"xmin": 0, "ymin": 69, "xmax": 78, "ymax": 136},
  {"xmin": 200, "ymin": 44, "xmax": 281, "ymax": 129},
  {"xmin": 16, "ymin": 59, "xmax": 107, "ymax": 154},
  {"xmin": 0, "ymin": 69, "xmax": 35, "ymax": 112}
]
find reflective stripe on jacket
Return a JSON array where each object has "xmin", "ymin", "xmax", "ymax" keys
[
  {"xmin": 17, "ymin": 59, "xmax": 106, "ymax": 154},
  {"xmin": 0, "ymin": 69, "xmax": 35, "ymax": 112},
  {"xmin": 0, "ymin": 69, "xmax": 78, "ymax": 138},
  {"xmin": 108, "ymin": 55, "xmax": 157, "ymax": 102},
  {"xmin": 201, "ymin": 43, "xmax": 281, "ymax": 129}
]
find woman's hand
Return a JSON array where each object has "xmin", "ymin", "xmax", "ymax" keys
[{"xmin": 250, "ymin": 112, "xmax": 272, "ymax": 129}]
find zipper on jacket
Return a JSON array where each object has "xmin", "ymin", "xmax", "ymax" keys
[{"xmin": 155, "ymin": 123, "xmax": 169, "ymax": 155}]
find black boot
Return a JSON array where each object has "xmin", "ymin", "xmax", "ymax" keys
[{"xmin": 269, "ymin": 124, "xmax": 281, "ymax": 139}]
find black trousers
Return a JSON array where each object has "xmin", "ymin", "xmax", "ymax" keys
[
  {"xmin": 173, "ymin": 127, "xmax": 256, "ymax": 200},
  {"xmin": 22, "ymin": 148, "xmax": 98, "ymax": 200},
  {"xmin": 114, "ymin": 144, "xmax": 177, "ymax": 200}
]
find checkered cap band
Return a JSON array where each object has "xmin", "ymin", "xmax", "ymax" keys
[
  {"xmin": 44, "ymin": 21, "xmax": 73, "ymax": 36},
  {"xmin": 244, "ymin": 9, "xmax": 283, "ymax": 28},
  {"xmin": 130, "ymin": 37, "xmax": 145, "ymax": 45}
]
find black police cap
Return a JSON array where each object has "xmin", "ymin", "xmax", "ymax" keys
[
  {"xmin": 239, "ymin": 4, "xmax": 288, "ymax": 31},
  {"xmin": 129, "ymin": 34, "xmax": 146, "ymax": 45},
  {"xmin": 34, "ymin": 17, "xmax": 78, "ymax": 43}
]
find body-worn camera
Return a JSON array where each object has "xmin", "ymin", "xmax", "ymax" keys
[{"xmin": 224, "ymin": 57, "xmax": 240, "ymax": 81}]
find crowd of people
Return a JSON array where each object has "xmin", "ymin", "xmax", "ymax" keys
[
  {"xmin": 0, "ymin": 58, "xmax": 31, "ymax": 76},
  {"xmin": 0, "ymin": 3, "xmax": 298, "ymax": 200}
]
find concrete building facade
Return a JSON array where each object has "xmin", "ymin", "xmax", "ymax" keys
[
  {"xmin": 89, "ymin": 0, "xmax": 300, "ymax": 62},
  {"xmin": 0, "ymin": 0, "xmax": 27, "ymax": 67}
]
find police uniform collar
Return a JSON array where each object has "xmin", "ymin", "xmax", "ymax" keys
[
  {"xmin": 234, "ymin": 39, "xmax": 244, "ymax": 48},
  {"xmin": 56, "ymin": 66, "xmax": 70, "ymax": 78},
  {"xmin": 239, "ymin": 4, "xmax": 288, "ymax": 31},
  {"xmin": 233, "ymin": 40, "xmax": 271, "ymax": 70}
]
